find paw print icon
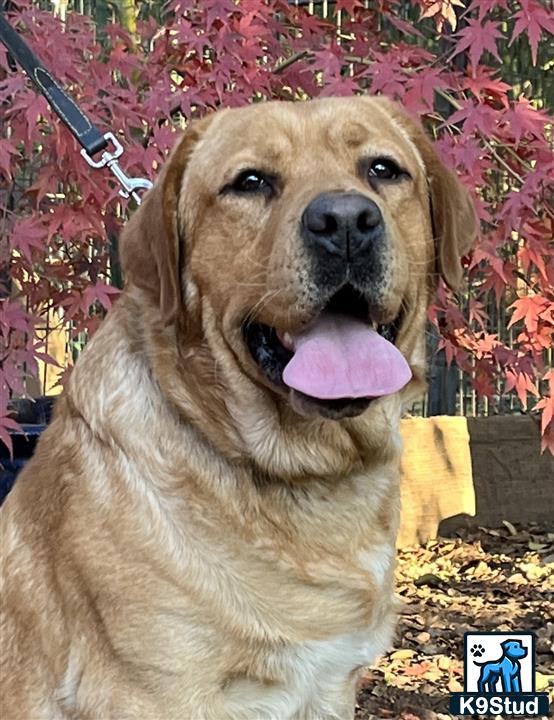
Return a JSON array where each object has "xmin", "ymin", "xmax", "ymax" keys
[{"xmin": 471, "ymin": 643, "xmax": 485, "ymax": 658}]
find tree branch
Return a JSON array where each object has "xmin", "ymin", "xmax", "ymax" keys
[{"xmin": 273, "ymin": 50, "xmax": 311, "ymax": 74}]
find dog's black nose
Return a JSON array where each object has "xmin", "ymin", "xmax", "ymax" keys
[{"xmin": 301, "ymin": 192, "xmax": 384, "ymax": 260}]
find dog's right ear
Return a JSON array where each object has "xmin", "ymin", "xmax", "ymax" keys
[{"xmin": 120, "ymin": 116, "xmax": 214, "ymax": 325}]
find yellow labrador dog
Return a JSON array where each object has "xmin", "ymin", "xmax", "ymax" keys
[{"xmin": 1, "ymin": 97, "xmax": 476, "ymax": 719}]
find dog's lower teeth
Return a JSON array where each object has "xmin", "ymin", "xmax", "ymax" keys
[{"xmin": 279, "ymin": 332, "xmax": 294, "ymax": 351}]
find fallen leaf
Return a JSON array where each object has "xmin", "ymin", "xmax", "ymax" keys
[
  {"xmin": 528, "ymin": 565, "xmax": 550, "ymax": 580},
  {"xmin": 399, "ymin": 603, "xmax": 426, "ymax": 615},
  {"xmin": 536, "ymin": 671, "xmax": 554, "ymax": 691},
  {"xmin": 390, "ymin": 649, "xmax": 416, "ymax": 661},
  {"xmin": 447, "ymin": 677, "xmax": 464, "ymax": 692},
  {"xmin": 528, "ymin": 541, "xmax": 547, "ymax": 551},
  {"xmin": 421, "ymin": 643, "xmax": 441, "ymax": 655},
  {"xmin": 507, "ymin": 572, "xmax": 527, "ymax": 585},
  {"xmin": 414, "ymin": 573, "xmax": 443, "ymax": 588},
  {"xmin": 503, "ymin": 520, "xmax": 518, "ymax": 536},
  {"xmin": 471, "ymin": 560, "xmax": 490, "ymax": 578},
  {"xmin": 478, "ymin": 526, "xmax": 501, "ymax": 536},
  {"xmin": 404, "ymin": 661, "xmax": 432, "ymax": 677}
]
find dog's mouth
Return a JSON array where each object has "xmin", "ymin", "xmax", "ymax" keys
[{"xmin": 242, "ymin": 284, "xmax": 411, "ymax": 419}]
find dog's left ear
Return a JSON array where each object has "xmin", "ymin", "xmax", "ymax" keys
[
  {"xmin": 417, "ymin": 133, "xmax": 478, "ymax": 291},
  {"xmin": 120, "ymin": 115, "xmax": 215, "ymax": 325},
  {"xmin": 373, "ymin": 97, "xmax": 478, "ymax": 290}
]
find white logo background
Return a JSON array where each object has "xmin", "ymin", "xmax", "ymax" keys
[{"xmin": 465, "ymin": 633, "xmax": 534, "ymax": 693}]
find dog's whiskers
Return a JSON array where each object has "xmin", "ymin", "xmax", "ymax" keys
[{"xmin": 245, "ymin": 288, "xmax": 285, "ymax": 326}]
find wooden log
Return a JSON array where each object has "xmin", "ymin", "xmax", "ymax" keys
[
  {"xmin": 398, "ymin": 415, "xmax": 553, "ymax": 546},
  {"xmin": 399, "ymin": 416, "xmax": 475, "ymax": 546}
]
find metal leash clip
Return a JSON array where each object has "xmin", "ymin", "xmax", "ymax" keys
[{"xmin": 81, "ymin": 132, "xmax": 153, "ymax": 205}]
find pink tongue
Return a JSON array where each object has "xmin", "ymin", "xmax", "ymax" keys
[{"xmin": 282, "ymin": 313, "xmax": 412, "ymax": 400}]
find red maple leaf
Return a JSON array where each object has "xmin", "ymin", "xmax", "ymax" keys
[
  {"xmin": 9, "ymin": 218, "xmax": 48, "ymax": 263},
  {"xmin": 334, "ymin": 0, "xmax": 367, "ymax": 14},
  {"xmin": 0, "ymin": 139, "xmax": 19, "ymax": 181},
  {"xmin": 509, "ymin": 296, "xmax": 549, "ymax": 335},
  {"xmin": 468, "ymin": 298, "xmax": 488, "ymax": 329},
  {"xmin": 109, "ymin": 44, "xmax": 142, "ymax": 75},
  {"xmin": 368, "ymin": 61, "xmax": 407, "ymax": 98},
  {"xmin": 509, "ymin": 0, "xmax": 554, "ymax": 65},
  {"xmin": 499, "ymin": 187, "xmax": 537, "ymax": 231},
  {"xmin": 0, "ymin": 413, "xmax": 21, "ymax": 458},
  {"xmin": 312, "ymin": 48, "xmax": 343, "ymax": 78},
  {"xmin": 447, "ymin": 100, "xmax": 499, "ymax": 135},
  {"xmin": 82, "ymin": 284, "xmax": 121, "ymax": 312},
  {"xmin": 504, "ymin": 368, "xmax": 539, "ymax": 408},
  {"xmin": 475, "ymin": 0, "xmax": 509, "ymax": 17},
  {"xmin": 502, "ymin": 97, "xmax": 549, "ymax": 144},
  {"xmin": 462, "ymin": 66, "xmax": 511, "ymax": 107},
  {"xmin": 203, "ymin": 0, "xmax": 237, "ymax": 29},
  {"xmin": 386, "ymin": 14, "xmax": 424, "ymax": 37},
  {"xmin": 534, "ymin": 371, "xmax": 554, "ymax": 437},
  {"xmin": 404, "ymin": 68, "xmax": 448, "ymax": 112},
  {"xmin": 451, "ymin": 18, "xmax": 503, "ymax": 74}
]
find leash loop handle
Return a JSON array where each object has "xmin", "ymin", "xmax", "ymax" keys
[{"xmin": 80, "ymin": 131, "xmax": 124, "ymax": 168}]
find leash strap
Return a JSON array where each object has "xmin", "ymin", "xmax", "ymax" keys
[
  {"xmin": 0, "ymin": 13, "xmax": 108, "ymax": 157},
  {"xmin": 0, "ymin": 12, "xmax": 152, "ymax": 203}
]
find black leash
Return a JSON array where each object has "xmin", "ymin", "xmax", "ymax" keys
[{"xmin": 0, "ymin": 9, "xmax": 152, "ymax": 204}]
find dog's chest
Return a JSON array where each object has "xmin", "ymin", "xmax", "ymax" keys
[{"xmin": 223, "ymin": 621, "xmax": 395, "ymax": 719}]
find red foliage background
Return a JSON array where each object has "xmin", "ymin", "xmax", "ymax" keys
[{"xmin": 0, "ymin": 0, "xmax": 553, "ymax": 453}]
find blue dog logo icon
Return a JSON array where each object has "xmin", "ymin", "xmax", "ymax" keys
[
  {"xmin": 473, "ymin": 639, "xmax": 527, "ymax": 693},
  {"xmin": 449, "ymin": 632, "xmax": 550, "ymax": 716}
]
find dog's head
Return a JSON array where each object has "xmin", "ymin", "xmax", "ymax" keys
[
  {"xmin": 501, "ymin": 640, "xmax": 528, "ymax": 659},
  {"xmin": 121, "ymin": 98, "xmax": 476, "ymax": 425}
]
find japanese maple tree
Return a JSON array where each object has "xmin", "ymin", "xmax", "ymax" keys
[{"xmin": 0, "ymin": 0, "xmax": 553, "ymax": 453}]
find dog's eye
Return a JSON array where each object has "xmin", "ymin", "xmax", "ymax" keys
[
  {"xmin": 368, "ymin": 158, "xmax": 403, "ymax": 181},
  {"xmin": 231, "ymin": 170, "xmax": 273, "ymax": 196}
]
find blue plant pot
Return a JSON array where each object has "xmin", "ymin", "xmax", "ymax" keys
[{"xmin": 0, "ymin": 397, "xmax": 55, "ymax": 505}]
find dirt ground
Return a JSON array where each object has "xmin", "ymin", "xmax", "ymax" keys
[{"xmin": 355, "ymin": 524, "xmax": 554, "ymax": 719}]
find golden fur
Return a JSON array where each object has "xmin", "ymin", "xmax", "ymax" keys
[{"xmin": 0, "ymin": 97, "xmax": 476, "ymax": 719}]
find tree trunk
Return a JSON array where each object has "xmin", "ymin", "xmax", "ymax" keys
[{"xmin": 118, "ymin": 0, "xmax": 137, "ymax": 36}]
